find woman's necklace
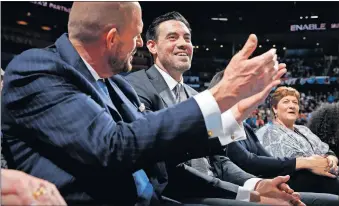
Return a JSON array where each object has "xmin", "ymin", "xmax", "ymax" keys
[{"xmin": 274, "ymin": 120, "xmax": 315, "ymax": 153}]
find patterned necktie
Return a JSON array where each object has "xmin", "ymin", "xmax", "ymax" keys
[
  {"xmin": 173, "ymin": 83, "xmax": 187, "ymax": 103},
  {"xmin": 190, "ymin": 158, "xmax": 213, "ymax": 176},
  {"xmin": 97, "ymin": 79, "xmax": 154, "ymax": 203},
  {"xmin": 173, "ymin": 83, "xmax": 214, "ymax": 176}
]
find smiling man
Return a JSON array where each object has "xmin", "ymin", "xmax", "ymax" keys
[
  {"xmin": 126, "ymin": 11, "xmax": 296, "ymax": 206},
  {"xmin": 126, "ymin": 11, "xmax": 339, "ymax": 206}
]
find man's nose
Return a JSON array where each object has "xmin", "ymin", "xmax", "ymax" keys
[{"xmin": 137, "ymin": 35, "xmax": 143, "ymax": 48}]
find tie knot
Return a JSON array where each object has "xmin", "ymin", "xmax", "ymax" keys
[
  {"xmin": 97, "ymin": 79, "xmax": 109, "ymax": 96},
  {"xmin": 173, "ymin": 83, "xmax": 182, "ymax": 92}
]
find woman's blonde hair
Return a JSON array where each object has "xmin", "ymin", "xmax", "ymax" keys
[{"xmin": 270, "ymin": 86, "xmax": 300, "ymax": 118}]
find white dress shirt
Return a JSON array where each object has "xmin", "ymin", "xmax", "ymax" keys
[{"xmin": 154, "ymin": 64, "xmax": 262, "ymax": 202}]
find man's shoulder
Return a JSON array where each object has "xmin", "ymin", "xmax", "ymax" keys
[
  {"xmin": 6, "ymin": 47, "xmax": 65, "ymax": 73},
  {"xmin": 125, "ymin": 69, "xmax": 156, "ymax": 95},
  {"xmin": 125, "ymin": 69, "xmax": 149, "ymax": 82},
  {"xmin": 125, "ymin": 69, "xmax": 153, "ymax": 89}
]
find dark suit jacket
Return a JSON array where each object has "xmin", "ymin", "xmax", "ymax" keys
[
  {"xmin": 226, "ymin": 123, "xmax": 296, "ymax": 178},
  {"xmin": 126, "ymin": 66, "xmax": 255, "ymax": 200},
  {"xmin": 1, "ymin": 33, "xmax": 222, "ymax": 205}
]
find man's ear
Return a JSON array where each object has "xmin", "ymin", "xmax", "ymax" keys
[
  {"xmin": 146, "ymin": 40, "xmax": 157, "ymax": 56},
  {"xmin": 106, "ymin": 28, "xmax": 118, "ymax": 49}
]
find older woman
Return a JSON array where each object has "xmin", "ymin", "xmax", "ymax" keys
[{"xmin": 258, "ymin": 86, "xmax": 339, "ymax": 193}]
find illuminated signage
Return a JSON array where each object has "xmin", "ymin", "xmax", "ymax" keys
[
  {"xmin": 290, "ymin": 23, "xmax": 339, "ymax": 31},
  {"xmin": 290, "ymin": 23, "xmax": 326, "ymax": 31},
  {"xmin": 331, "ymin": 23, "xmax": 339, "ymax": 29},
  {"xmin": 30, "ymin": 1, "xmax": 71, "ymax": 13}
]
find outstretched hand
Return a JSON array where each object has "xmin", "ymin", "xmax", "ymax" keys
[
  {"xmin": 232, "ymin": 63, "xmax": 286, "ymax": 122},
  {"xmin": 210, "ymin": 34, "xmax": 285, "ymax": 113}
]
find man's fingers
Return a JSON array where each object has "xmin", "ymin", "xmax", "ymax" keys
[
  {"xmin": 259, "ymin": 79, "xmax": 281, "ymax": 100},
  {"xmin": 272, "ymin": 175, "xmax": 290, "ymax": 186},
  {"xmin": 291, "ymin": 192, "xmax": 301, "ymax": 200},
  {"xmin": 277, "ymin": 191, "xmax": 295, "ymax": 202},
  {"xmin": 278, "ymin": 63, "xmax": 287, "ymax": 70},
  {"xmin": 1, "ymin": 194, "xmax": 22, "ymax": 205},
  {"xmin": 238, "ymin": 34, "xmax": 258, "ymax": 60},
  {"xmin": 251, "ymin": 48, "xmax": 276, "ymax": 66},
  {"xmin": 273, "ymin": 68, "xmax": 287, "ymax": 81},
  {"xmin": 278, "ymin": 183, "xmax": 294, "ymax": 194},
  {"xmin": 1, "ymin": 194, "xmax": 34, "ymax": 206},
  {"xmin": 291, "ymin": 199, "xmax": 306, "ymax": 206},
  {"xmin": 258, "ymin": 66, "xmax": 286, "ymax": 98},
  {"xmin": 250, "ymin": 191, "xmax": 261, "ymax": 202},
  {"xmin": 324, "ymin": 172, "xmax": 337, "ymax": 178},
  {"xmin": 298, "ymin": 201, "xmax": 307, "ymax": 206}
]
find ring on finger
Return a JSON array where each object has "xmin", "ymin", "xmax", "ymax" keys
[{"xmin": 32, "ymin": 186, "xmax": 47, "ymax": 199}]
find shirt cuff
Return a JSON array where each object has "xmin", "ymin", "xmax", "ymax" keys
[
  {"xmin": 193, "ymin": 90, "xmax": 247, "ymax": 146},
  {"xmin": 221, "ymin": 110, "xmax": 247, "ymax": 142},
  {"xmin": 193, "ymin": 90, "xmax": 224, "ymax": 139},
  {"xmin": 236, "ymin": 186, "xmax": 251, "ymax": 202},
  {"xmin": 243, "ymin": 178, "xmax": 263, "ymax": 191}
]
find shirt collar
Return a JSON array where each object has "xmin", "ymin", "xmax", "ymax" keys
[
  {"xmin": 80, "ymin": 56, "xmax": 102, "ymax": 81},
  {"xmin": 154, "ymin": 64, "xmax": 184, "ymax": 91}
]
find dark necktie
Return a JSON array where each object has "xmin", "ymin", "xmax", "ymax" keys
[
  {"xmin": 97, "ymin": 79, "xmax": 110, "ymax": 97},
  {"xmin": 97, "ymin": 79, "xmax": 154, "ymax": 203},
  {"xmin": 173, "ymin": 83, "xmax": 213, "ymax": 176}
]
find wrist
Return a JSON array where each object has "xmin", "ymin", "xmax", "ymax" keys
[
  {"xmin": 231, "ymin": 104, "xmax": 243, "ymax": 124},
  {"xmin": 250, "ymin": 191, "xmax": 261, "ymax": 203},
  {"xmin": 209, "ymin": 84, "xmax": 238, "ymax": 113},
  {"xmin": 254, "ymin": 179, "xmax": 263, "ymax": 191},
  {"xmin": 296, "ymin": 157, "xmax": 310, "ymax": 170}
]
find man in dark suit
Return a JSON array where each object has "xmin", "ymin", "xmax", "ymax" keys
[
  {"xmin": 126, "ymin": 11, "xmax": 339, "ymax": 206},
  {"xmin": 2, "ymin": 2, "xmax": 292, "ymax": 206},
  {"xmin": 125, "ymin": 11, "xmax": 303, "ymax": 206}
]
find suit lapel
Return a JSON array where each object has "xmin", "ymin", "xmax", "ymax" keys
[
  {"xmin": 146, "ymin": 66, "xmax": 176, "ymax": 107},
  {"xmin": 183, "ymin": 84, "xmax": 193, "ymax": 98},
  {"xmin": 54, "ymin": 33, "xmax": 121, "ymax": 119},
  {"xmin": 106, "ymin": 77, "xmax": 144, "ymax": 122}
]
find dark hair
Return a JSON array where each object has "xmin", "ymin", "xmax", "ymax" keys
[
  {"xmin": 145, "ymin": 11, "xmax": 191, "ymax": 42},
  {"xmin": 307, "ymin": 102, "xmax": 339, "ymax": 148},
  {"xmin": 208, "ymin": 70, "xmax": 225, "ymax": 89}
]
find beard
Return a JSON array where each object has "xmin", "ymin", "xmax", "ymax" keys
[
  {"xmin": 108, "ymin": 44, "xmax": 136, "ymax": 74},
  {"xmin": 108, "ymin": 55, "xmax": 131, "ymax": 73},
  {"xmin": 163, "ymin": 57, "xmax": 191, "ymax": 73}
]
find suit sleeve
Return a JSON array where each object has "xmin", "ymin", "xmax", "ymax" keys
[
  {"xmin": 164, "ymin": 163, "xmax": 239, "ymax": 200},
  {"xmin": 210, "ymin": 155, "xmax": 256, "ymax": 186},
  {"xmin": 2, "ymin": 51, "xmax": 215, "ymax": 173},
  {"xmin": 227, "ymin": 142, "xmax": 296, "ymax": 177}
]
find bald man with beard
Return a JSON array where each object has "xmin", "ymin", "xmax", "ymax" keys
[{"xmin": 2, "ymin": 2, "xmax": 301, "ymax": 205}]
